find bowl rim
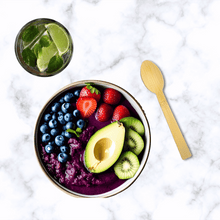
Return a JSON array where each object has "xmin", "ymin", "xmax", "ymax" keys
[
  {"xmin": 14, "ymin": 18, "xmax": 74, "ymax": 77},
  {"xmin": 34, "ymin": 80, "xmax": 151, "ymax": 198}
]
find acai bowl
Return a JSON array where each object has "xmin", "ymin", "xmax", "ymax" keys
[{"xmin": 34, "ymin": 80, "xmax": 151, "ymax": 198}]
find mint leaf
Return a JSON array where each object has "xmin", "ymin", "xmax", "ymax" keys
[
  {"xmin": 66, "ymin": 129, "xmax": 81, "ymax": 138},
  {"xmin": 66, "ymin": 129, "xmax": 75, "ymax": 133},
  {"xmin": 32, "ymin": 43, "xmax": 42, "ymax": 58},
  {"xmin": 22, "ymin": 25, "xmax": 39, "ymax": 42},
  {"xmin": 39, "ymin": 35, "xmax": 51, "ymax": 47},
  {"xmin": 22, "ymin": 48, "xmax": 37, "ymax": 67},
  {"xmin": 76, "ymin": 127, "xmax": 82, "ymax": 133},
  {"xmin": 47, "ymin": 55, "xmax": 63, "ymax": 73}
]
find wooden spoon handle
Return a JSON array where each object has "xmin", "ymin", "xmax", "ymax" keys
[{"xmin": 156, "ymin": 91, "xmax": 191, "ymax": 160}]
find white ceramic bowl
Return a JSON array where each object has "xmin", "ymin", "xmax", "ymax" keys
[{"xmin": 34, "ymin": 80, "xmax": 151, "ymax": 198}]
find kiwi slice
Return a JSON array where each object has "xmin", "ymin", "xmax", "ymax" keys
[
  {"xmin": 124, "ymin": 128, "xmax": 144, "ymax": 155},
  {"xmin": 120, "ymin": 117, "xmax": 145, "ymax": 136},
  {"xmin": 114, "ymin": 151, "xmax": 140, "ymax": 179}
]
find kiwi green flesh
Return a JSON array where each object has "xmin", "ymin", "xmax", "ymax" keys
[
  {"xmin": 120, "ymin": 117, "xmax": 145, "ymax": 136},
  {"xmin": 114, "ymin": 151, "xmax": 140, "ymax": 179},
  {"xmin": 125, "ymin": 128, "xmax": 144, "ymax": 155}
]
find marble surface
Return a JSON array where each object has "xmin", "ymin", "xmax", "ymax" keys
[{"xmin": 1, "ymin": 0, "xmax": 220, "ymax": 219}]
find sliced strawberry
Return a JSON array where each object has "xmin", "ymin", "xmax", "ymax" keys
[
  {"xmin": 76, "ymin": 97, "xmax": 97, "ymax": 118},
  {"xmin": 95, "ymin": 103, "xmax": 113, "ymax": 122},
  {"xmin": 103, "ymin": 88, "xmax": 121, "ymax": 105},
  {"xmin": 80, "ymin": 83, "xmax": 101, "ymax": 102},
  {"xmin": 112, "ymin": 105, "xmax": 130, "ymax": 121}
]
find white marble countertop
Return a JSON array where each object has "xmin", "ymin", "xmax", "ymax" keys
[{"xmin": 1, "ymin": 0, "xmax": 220, "ymax": 219}]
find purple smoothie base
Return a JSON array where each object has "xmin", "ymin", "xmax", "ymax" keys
[{"xmin": 38, "ymin": 86, "xmax": 143, "ymax": 196}]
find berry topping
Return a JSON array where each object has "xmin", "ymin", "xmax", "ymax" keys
[
  {"xmin": 40, "ymin": 124, "xmax": 49, "ymax": 133},
  {"xmin": 55, "ymin": 135, "xmax": 65, "ymax": 146},
  {"xmin": 77, "ymin": 119, "xmax": 85, "ymax": 129},
  {"xmin": 58, "ymin": 152, "xmax": 68, "ymax": 163},
  {"xmin": 60, "ymin": 146, "xmax": 69, "ymax": 153},
  {"xmin": 103, "ymin": 88, "xmax": 121, "ymax": 105},
  {"xmin": 64, "ymin": 92, "xmax": 74, "ymax": 102},
  {"xmin": 51, "ymin": 102, "xmax": 60, "ymax": 112},
  {"xmin": 44, "ymin": 113, "xmax": 52, "ymax": 121},
  {"xmin": 74, "ymin": 89, "xmax": 81, "ymax": 97},
  {"xmin": 76, "ymin": 97, "xmax": 97, "ymax": 119},
  {"xmin": 42, "ymin": 133, "xmax": 51, "ymax": 142},
  {"xmin": 73, "ymin": 109, "xmax": 80, "ymax": 117},
  {"xmin": 95, "ymin": 103, "xmax": 113, "ymax": 122},
  {"xmin": 48, "ymin": 119, "xmax": 58, "ymax": 128},
  {"xmin": 112, "ymin": 105, "xmax": 130, "ymax": 121},
  {"xmin": 45, "ymin": 144, "xmax": 54, "ymax": 153},
  {"xmin": 79, "ymin": 83, "xmax": 101, "ymax": 102},
  {"xmin": 61, "ymin": 103, "xmax": 71, "ymax": 113}
]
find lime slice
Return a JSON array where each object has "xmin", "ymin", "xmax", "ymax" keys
[
  {"xmin": 46, "ymin": 23, "xmax": 70, "ymax": 55},
  {"xmin": 37, "ymin": 42, "xmax": 58, "ymax": 72}
]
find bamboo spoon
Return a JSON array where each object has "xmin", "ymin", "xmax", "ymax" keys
[{"xmin": 140, "ymin": 60, "xmax": 191, "ymax": 160}]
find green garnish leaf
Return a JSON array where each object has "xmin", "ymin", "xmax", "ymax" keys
[
  {"xmin": 22, "ymin": 47, "xmax": 37, "ymax": 67},
  {"xmin": 22, "ymin": 25, "xmax": 39, "ymax": 42},
  {"xmin": 32, "ymin": 43, "xmax": 42, "ymax": 58},
  {"xmin": 39, "ymin": 35, "xmax": 51, "ymax": 47},
  {"xmin": 76, "ymin": 127, "xmax": 82, "ymax": 133},
  {"xmin": 66, "ymin": 129, "xmax": 75, "ymax": 133},
  {"xmin": 66, "ymin": 129, "xmax": 81, "ymax": 138},
  {"xmin": 47, "ymin": 55, "xmax": 63, "ymax": 73}
]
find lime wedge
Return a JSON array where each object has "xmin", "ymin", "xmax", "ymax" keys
[
  {"xmin": 46, "ymin": 23, "xmax": 70, "ymax": 55},
  {"xmin": 37, "ymin": 42, "xmax": 58, "ymax": 72}
]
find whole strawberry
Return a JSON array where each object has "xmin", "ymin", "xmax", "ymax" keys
[
  {"xmin": 76, "ymin": 97, "xmax": 97, "ymax": 118},
  {"xmin": 80, "ymin": 83, "xmax": 101, "ymax": 102},
  {"xmin": 112, "ymin": 105, "xmax": 130, "ymax": 121},
  {"xmin": 95, "ymin": 103, "xmax": 113, "ymax": 122},
  {"xmin": 103, "ymin": 88, "xmax": 121, "ymax": 105}
]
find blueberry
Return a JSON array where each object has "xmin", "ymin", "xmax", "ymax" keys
[
  {"xmin": 77, "ymin": 119, "xmax": 85, "ymax": 129},
  {"xmin": 59, "ymin": 97, "xmax": 65, "ymax": 104},
  {"xmin": 60, "ymin": 146, "xmax": 69, "ymax": 153},
  {"xmin": 48, "ymin": 119, "xmax": 58, "ymax": 128},
  {"xmin": 64, "ymin": 113, "xmax": 73, "ymax": 122},
  {"xmin": 66, "ymin": 122, "xmax": 75, "ymax": 130},
  {"xmin": 58, "ymin": 115, "xmax": 66, "ymax": 125},
  {"xmin": 52, "ymin": 113, "xmax": 57, "ymax": 119},
  {"xmin": 61, "ymin": 103, "xmax": 71, "ymax": 113},
  {"xmin": 61, "ymin": 131, "xmax": 66, "ymax": 136},
  {"xmin": 73, "ymin": 109, "xmax": 80, "ymax": 118},
  {"xmin": 51, "ymin": 102, "xmax": 60, "ymax": 112},
  {"xmin": 57, "ymin": 111, "xmax": 63, "ymax": 117},
  {"xmin": 64, "ymin": 92, "xmax": 74, "ymax": 102},
  {"xmin": 45, "ymin": 144, "xmax": 54, "ymax": 153},
  {"xmin": 62, "ymin": 125, "xmax": 66, "ymax": 130},
  {"xmin": 58, "ymin": 152, "xmax": 68, "ymax": 163},
  {"xmin": 44, "ymin": 113, "xmax": 51, "ymax": 121},
  {"xmin": 50, "ymin": 128, "xmax": 60, "ymax": 136},
  {"xmin": 55, "ymin": 135, "xmax": 65, "ymax": 146},
  {"xmin": 42, "ymin": 133, "xmax": 51, "ymax": 142},
  {"xmin": 40, "ymin": 124, "xmax": 49, "ymax": 133},
  {"xmin": 74, "ymin": 90, "xmax": 81, "ymax": 97},
  {"xmin": 64, "ymin": 131, "xmax": 74, "ymax": 138}
]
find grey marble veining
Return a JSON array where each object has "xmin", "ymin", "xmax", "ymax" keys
[{"xmin": 1, "ymin": 0, "xmax": 220, "ymax": 219}]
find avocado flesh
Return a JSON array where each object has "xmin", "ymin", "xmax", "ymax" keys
[{"xmin": 84, "ymin": 121, "xmax": 125, "ymax": 173}]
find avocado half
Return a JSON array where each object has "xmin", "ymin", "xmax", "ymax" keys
[{"xmin": 84, "ymin": 121, "xmax": 125, "ymax": 173}]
